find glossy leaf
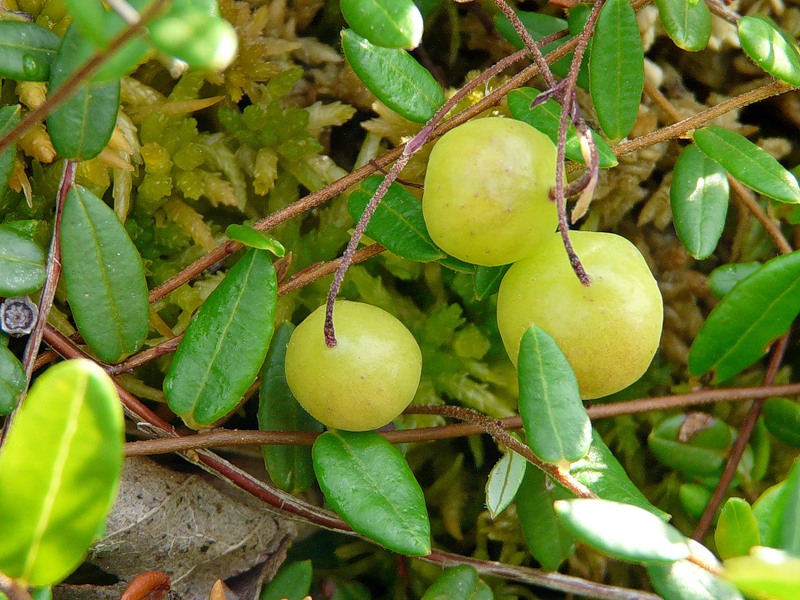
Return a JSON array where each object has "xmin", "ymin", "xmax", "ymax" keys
[
  {"xmin": 60, "ymin": 185, "xmax": 149, "ymax": 363},
  {"xmin": 0, "ymin": 21, "xmax": 61, "ymax": 81},
  {"xmin": 0, "ymin": 223, "xmax": 46, "ymax": 297},
  {"xmin": 226, "ymin": 224, "xmax": 286, "ymax": 256},
  {"xmin": 764, "ymin": 398, "xmax": 800, "ymax": 447},
  {"xmin": 469, "ymin": 581, "xmax": 493, "ymax": 600},
  {"xmin": 670, "ymin": 144, "xmax": 729, "ymax": 259},
  {"xmin": 570, "ymin": 429, "xmax": 670, "ymax": 520},
  {"xmin": 694, "ymin": 126, "xmax": 800, "ymax": 203},
  {"xmin": 753, "ymin": 483, "xmax": 785, "ymax": 546},
  {"xmin": 554, "ymin": 499, "xmax": 690, "ymax": 564},
  {"xmin": 588, "ymin": 0, "xmax": 644, "ymax": 140},
  {"xmin": 738, "ymin": 16, "xmax": 800, "ymax": 86},
  {"xmin": 312, "ymin": 430, "xmax": 430, "ymax": 556},
  {"xmin": 258, "ymin": 322, "xmax": 321, "ymax": 494},
  {"xmin": 165, "ymin": 249, "xmax": 277, "ymax": 429},
  {"xmin": 0, "ymin": 346, "xmax": 25, "ymax": 416},
  {"xmin": 678, "ymin": 483, "xmax": 712, "ymax": 520},
  {"xmin": 438, "ymin": 255, "xmax": 475, "ymax": 274},
  {"xmin": 0, "ymin": 105, "xmax": 20, "ymax": 200},
  {"xmin": 647, "ymin": 539, "xmax": 743, "ymax": 600},
  {"xmin": 63, "ymin": 0, "xmax": 108, "ymax": 47},
  {"xmin": 507, "ymin": 88, "xmax": 617, "ymax": 168},
  {"xmin": 517, "ymin": 326, "xmax": 591, "ymax": 466},
  {"xmin": 724, "ymin": 547, "xmax": 800, "ymax": 600},
  {"xmin": 341, "ymin": 28, "xmax": 444, "ymax": 123},
  {"xmin": 340, "ymin": 0, "xmax": 423, "ymax": 49},
  {"xmin": 715, "ymin": 498, "xmax": 760, "ymax": 560},
  {"xmin": 517, "ymin": 465, "xmax": 576, "ymax": 570},
  {"xmin": 707, "ymin": 262, "xmax": 761, "ymax": 298},
  {"xmin": 148, "ymin": 13, "xmax": 238, "ymax": 72},
  {"xmin": 472, "ymin": 265, "xmax": 510, "ymax": 301},
  {"xmin": 47, "ymin": 25, "xmax": 120, "ymax": 161},
  {"xmin": 420, "ymin": 565, "xmax": 478, "ymax": 599},
  {"xmin": 0, "ymin": 360, "xmax": 123, "ymax": 586},
  {"xmin": 777, "ymin": 459, "xmax": 800, "ymax": 555},
  {"xmin": 348, "ymin": 175, "xmax": 445, "ymax": 262},
  {"xmin": 648, "ymin": 414, "xmax": 731, "ymax": 478},
  {"xmin": 654, "ymin": 0, "xmax": 711, "ymax": 52},
  {"xmin": 688, "ymin": 251, "xmax": 800, "ymax": 382},
  {"xmin": 260, "ymin": 560, "xmax": 312, "ymax": 600},
  {"xmin": 485, "ymin": 448, "xmax": 526, "ymax": 518}
]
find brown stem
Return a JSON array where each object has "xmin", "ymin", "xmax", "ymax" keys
[
  {"xmin": 693, "ymin": 334, "xmax": 790, "ymax": 541},
  {"xmin": 491, "ymin": 0, "xmax": 556, "ymax": 88},
  {"xmin": 728, "ymin": 176, "xmax": 793, "ymax": 255},
  {"xmin": 0, "ymin": 575, "xmax": 32, "ymax": 600}
]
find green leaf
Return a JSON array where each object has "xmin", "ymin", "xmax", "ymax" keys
[
  {"xmin": 340, "ymin": 0, "xmax": 423, "ymax": 49},
  {"xmin": 47, "ymin": 25, "xmax": 120, "ymax": 161},
  {"xmin": 472, "ymin": 265, "xmax": 510, "ymax": 301},
  {"xmin": 258, "ymin": 322, "xmax": 322, "ymax": 494},
  {"xmin": 707, "ymin": 262, "xmax": 762, "ymax": 298},
  {"xmin": 0, "ymin": 21, "xmax": 61, "ymax": 81},
  {"xmin": 764, "ymin": 399, "xmax": 800, "ymax": 448},
  {"xmin": 517, "ymin": 464, "xmax": 576, "ymax": 570},
  {"xmin": 507, "ymin": 88, "xmax": 617, "ymax": 168},
  {"xmin": 341, "ymin": 28, "xmax": 444, "ymax": 123},
  {"xmin": 753, "ymin": 483, "xmax": 786, "ymax": 546},
  {"xmin": 348, "ymin": 175, "xmax": 445, "ymax": 262},
  {"xmin": 148, "ymin": 13, "xmax": 238, "ymax": 72},
  {"xmin": 0, "ymin": 223, "xmax": 46, "ymax": 297},
  {"xmin": 469, "ymin": 581, "xmax": 493, "ymax": 600},
  {"xmin": 694, "ymin": 126, "xmax": 800, "ymax": 203},
  {"xmin": 517, "ymin": 326, "xmax": 592, "ymax": 466},
  {"xmin": 588, "ymin": 0, "xmax": 644, "ymax": 140},
  {"xmin": 165, "ymin": 249, "xmax": 278, "ymax": 429},
  {"xmin": 0, "ymin": 346, "xmax": 25, "ymax": 416},
  {"xmin": 63, "ymin": 0, "xmax": 108, "ymax": 48},
  {"xmin": 438, "ymin": 255, "xmax": 475, "ymax": 274},
  {"xmin": 738, "ymin": 16, "xmax": 800, "ymax": 86},
  {"xmin": 670, "ymin": 144, "xmax": 729, "ymax": 259},
  {"xmin": 715, "ymin": 498, "xmax": 760, "ymax": 560},
  {"xmin": 0, "ymin": 360, "xmax": 123, "ymax": 586},
  {"xmin": 777, "ymin": 459, "xmax": 800, "ymax": 555},
  {"xmin": 570, "ymin": 429, "xmax": 670, "ymax": 520},
  {"xmin": 226, "ymin": 224, "xmax": 286, "ymax": 256},
  {"xmin": 312, "ymin": 430, "xmax": 430, "ymax": 556},
  {"xmin": 654, "ymin": 0, "xmax": 711, "ymax": 52},
  {"xmin": 60, "ymin": 185, "xmax": 149, "ymax": 363},
  {"xmin": 260, "ymin": 560, "xmax": 312, "ymax": 600},
  {"xmin": 647, "ymin": 539, "xmax": 743, "ymax": 600},
  {"xmin": 421, "ymin": 565, "xmax": 478, "ymax": 599},
  {"xmin": 554, "ymin": 498, "xmax": 690, "ymax": 564},
  {"xmin": 724, "ymin": 547, "xmax": 800, "ymax": 600},
  {"xmin": 485, "ymin": 448, "xmax": 526, "ymax": 518},
  {"xmin": 688, "ymin": 251, "xmax": 800, "ymax": 382},
  {"xmin": 0, "ymin": 105, "xmax": 20, "ymax": 200},
  {"xmin": 648, "ymin": 414, "xmax": 731, "ymax": 478}
]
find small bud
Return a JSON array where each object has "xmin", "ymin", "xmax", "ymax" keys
[{"xmin": 0, "ymin": 296, "xmax": 38, "ymax": 337}]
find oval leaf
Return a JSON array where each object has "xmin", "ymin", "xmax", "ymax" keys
[
  {"xmin": 63, "ymin": 0, "xmax": 108, "ymax": 47},
  {"xmin": 570, "ymin": 429, "xmax": 670, "ymax": 520},
  {"xmin": 725, "ymin": 548, "xmax": 800, "ymax": 600},
  {"xmin": 258, "ymin": 322, "xmax": 322, "ymax": 494},
  {"xmin": 340, "ymin": 0, "xmax": 423, "ymax": 49},
  {"xmin": 654, "ymin": 0, "xmax": 711, "ymax": 52},
  {"xmin": 715, "ymin": 498, "xmax": 760, "ymax": 560},
  {"xmin": 148, "ymin": 13, "xmax": 237, "ymax": 72},
  {"xmin": 421, "ymin": 565, "xmax": 478, "ymax": 599},
  {"xmin": 517, "ymin": 464, "xmax": 576, "ymax": 570},
  {"xmin": 348, "ymin": 175, "xmax": 445, "ymax": 262},
  {"xmin": 226, "ymin": 224, "xmax": 286, "ymax": 256},
  {"xmin": 60, "ymin": 185, "xmax": 150, "ymax": 363},
  {"xmin": 165, "ymin": 249, "xmax": 278, "ymax": 429},
  {"xmin": 0, "ymin": 345, "xmax": 25, "ymax": 415},
  {"xmin": 588, "ymin": 0, "xmax": 644, "ymax": 140},
  {"xmin": 554, "ymin": 498, "xmax": 690, "ymax": 564},
  {"xmin": 0, "ymin": 104, "xmax": 20, "ymax": 200},
  {"xmin": 517, "ymin": 326, "xmax": 592, "ymax": 466},
  {"xmin": 647, "ymin": 539, "xmax": 743, "ymax": 600},
  {"xmin": 261, "ymin": 560, "xmax": 313, "ymax": 600},
  {"xmin": 739, "ymin": 16, "xmax": 800, "ymax": 86},
  {"xmin": 473, "ymin": 265, "xmax": 510, "ymax": 301},
  {"xmin": 0, "ymin": 21, "xmax": 61, "ymax": 81},
  {"xmin": 312, "ymin": 430, "xmax": 430, "ymax": 556},
  {"xmin": 647, "ymin": 414, "xmax": 731, "ymax": 478},
  {"xmin": 693, "ymin": 126, "xmax": 800, "ymax": 203},
  {"xmin": 47, "ymin": 25, "xmax": 120, "ymax": 161},
  {"xmin": 764, "ymin": 398, "xmax": 800, "ymax": 448},
  {"xmin": 753, "ymin": 483, "xmax": 785, "ymax": 546},
  {"xmin": 507, "ymin": 88, "xmax": 617, "ymax": 168},
  {"xmin": 0, "ymin": 360, "xmax": 123, "ymax": 586},
  {"xmin": 707, "ymin": 262, "xmax": 762, "ymax": 298},
  {"xmin": 777, "ymin": 458, "xmax": 800, "ymax": 555},
  {"xmin": 688, "ymin": 250, "xmax": 800, "ymax": 383},
  {"xmin": 670, "ymin": 144, "xmax": 729, "ymax": 259},
  {"xmin": 341, "ymin": 28, "xmax": 444, "ymax": 123},
  {"xmin": 485, "ymin": 448, "xmax": 526, "ymax": 518},
  {"xmin": 0, "ymin": 223, "xmax": 46, "ymax": 297}
]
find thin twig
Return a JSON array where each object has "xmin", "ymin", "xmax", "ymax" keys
[
  {"xmin": 491, "ymin": 0, "xmax": 556, "ymax": 88},
  {"xmin": 728, "ymin": 176, "xmax": 793, "ymax": 255}
]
